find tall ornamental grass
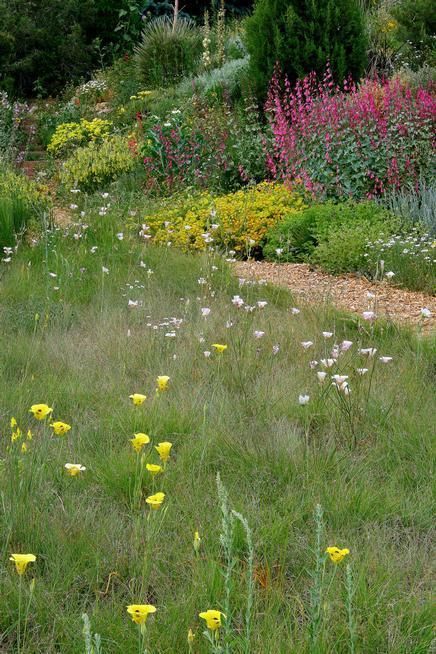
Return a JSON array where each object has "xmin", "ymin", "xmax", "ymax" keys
[{"xmin": 266, "ymin": 69, "xmax": 436, "ymax": 200}]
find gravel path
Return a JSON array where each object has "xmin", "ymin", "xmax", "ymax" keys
[{"xmin": 234, "ymin": 261, "xmax": 435, "ymax": 331}]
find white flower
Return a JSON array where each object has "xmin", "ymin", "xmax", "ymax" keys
[
  {"xmin": 299, "ymin": 394, "xmax": 310, "ymax": 405},
  {"xmin": 317, "ymin": 372, "xmax": 327, "ymax": 383},
  {"xmin": 102, "ymin": 266, "xmax": 109, "ymax": 274},
  {"xmin": 70, "ymin": 203, "xmax": 78, "ymax": 210},
  {"xmin": 340, "ymin": 340, "xmax": 353, "ymax": 351},
  {"xmin": 201, "ymin": 307, "xmax": 211, "ymax": 317},
  {"xmin": 309, "ymin": 360, "xmax": 318, "ymax": 369},
  {"xmin": 226, "ymin": 320, "xmax": 234, "ymax": 328},
  {"xmin": 257, "ymin": 301, "xmax": 268, "ymax": 309},
  {"xmin": 320, "ymin": 358, "xmax": 335, "ymax": 368},
  {"xmin": 203, "ymin": 351, "xmax": 211, "ymax": 358},
  {"xmin": 420, "ymin": 307, "xmax": 432, "ymax": 318},
  {"xmin": 90, "ymin": 246, "xmax": 98, "ymax": 254},
  {"xmin": 291, "ymin": 307, "xmax": 300, "ymax": 315},
  {"xmin": 385, "ymin": 271, "xmax": 395, "ymax": 279},
  {"xmin": 356, "ymin": 368, "xmax": 368, "ymax": 375},
  {"xmin": 272, "ymin": 344, "xmax": 280, "ymax": 355},
  {"xmin": 359, "ymin": 347, "xmax": 377, "ymax": 357},
  {"xmin": 198, "ymin": 277, "xmax": 207, "ymax": 285},
  {"xmin": 139, "ymin": 261, "xmax": 147, "ymax": 268},
  {"xmin": 101, "ymin": 192, "xmax": 109, "ymax": 199},
  {"xmin": 128, "ymin": 300, "xmax": 139, "ymax": 307},
  {"xmin": 362, "ymin": 311, "xmax": 375, "ymax": 321},
  {"xmin": 332, "ymin": 375, "xmax": 349, "ymax": 385},
  {"xmin": 70, "ymin": 188, "xmax": 80, "ymax": 194},
  {"xmin": 2, "ymin": 257, "xmax": 11, "ymax": 263},
  {"xmin": 301, "ymin": 341, "xmax": 313, "ymax": 349},
  {"xmin": 322, "ymin": 331, "xmax": 333, "ymax": 339},
  {"xmin": 49, "ymin": 272, "xmax": 57, "ymax": 278},
  {"xmin": 232, "ymin": 295, "xmax": 244, "ymax": 307},
  {"xmin": 116, "ymin": 232, "xmax": 124, "ymax": 241},
  {"xmin": 165, "ymin": 332, "xmax": 176, "ymax": 337},
  {"xmin": 254, "ymin": 330, "xmax": 265, "ymax": 339},
  {"xmin": 379, "ymin": 356, "xmax": 393, "ymax": 363},
  {"xmin": 275, "ymin": 248, "xmax": 284, "ymax": 256}
]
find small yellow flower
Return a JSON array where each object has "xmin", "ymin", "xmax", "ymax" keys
[
  {"xmin": 156, "ymin": 375, "xmax": 170, "ymax": 392},
  {"xmin": 199, "ymin": 609, "xmax": 225, "ymax": 631},
  {"xmin": 21, "ymin": 442, "xmax": 28, "ymax": 454},
  {"xmin": 129, "ymin": 393, "xmax": 147, "ymax": 406},
  {"xmin": 10, "ymin": 417, "xmax": 17, "ymax": 428},
  {"xmin": 27, "ymin": 430, "xmax": 32, "ymax": 441},
  {"xmin": 146, "ymin": 463, "xmax": 163, "ymax": 476},
  {"xmin": 155, "ymin": 441, "xmax": 172, "ymax": 463},
  {"xmin": 325, "ymin": 546, "xmax": 350, "ymax": 564},
  {"xmin": 193, "ymin": 530, "xmax": 201, "ymax": 554},
  {"xmin": 126, "ymin": 604, "xmax": 156, "ymax": 625},
  {"xmin": 212, "ymin": 343, "xmax": 227, "ymax": 353},
  {"xmin": 10, "ymin": 553, "xmax": 36, "ymax": 575},
  {"xmin": 29, "ymin": 404, "xmax": 53, "ymax": 420},
  {"xmin": 187, "ymin": 628, "xmax": 195, "ymax": 644},
  {"xmin": 11, "ymin": 427, "xmax": 22, "ymax": 442},
  {"xmin": 130, "ymin": 433, "xmax": 150, "ymax": 453},
  {"xmin": 145, "ymin": 491, "xmax": 165, "ymax": 510},
  {"xmin": 50, "ymin": 421, "xmax": 71, "ymax": 436},
  {"xmin": 64, "ymin": 463, "xmax": 86, "ymax": 476}
]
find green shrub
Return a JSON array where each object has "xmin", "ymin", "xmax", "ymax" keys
[
  {"xmin": 60, "ymin": 136, "xmax": 135, "ymax": 192},
  {"xmin": 135, "ymin": 16, "xmax": 202, "ymax": 88},
  {"xmin": 264, "ymin": 201, "xmax": 401, "ymax": 273},
  {"xmin": 392, "ymin": 0, "xmax": 436, "ymax": 70},
  {"xmin": 245, "ymin": 0, "xmax": 367, "ymax": 99},
  {"xmin": 0, "ymin": 167, "xmax": 50, "ymax": 249}
]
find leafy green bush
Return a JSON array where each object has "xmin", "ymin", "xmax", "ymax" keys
[
  {"xmin": 135, "ymin": 16, "xmax": 202, "ymax": 88},
  {"xmin": 60, "ymin": 136, "xmax": 135, "ymax": 192},
  {"xmin": 0, "ymin": 167, "xmax": 50, "ymax": 249},
  {"xmin": 245, "ymin": 0, "xmax": 367, "ymax": 99},
  {"xmin": 264, "ymin": 201, "xmax": 400, "ymax": 273}
]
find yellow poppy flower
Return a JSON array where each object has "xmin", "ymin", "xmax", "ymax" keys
[
  {"xmin": 325, "ymin": 546, "xmax": 350, "ymax": 564},
  {"xmin": 129, "ymin": 393, "xmax": 147, "ymax": 406},
  {"xmin": 145, "ymin": 463, "xmax": 163, "ymax": 476},
  {"xmin": 145, "ymin": 492, "xmax": 165, "ymax": 510},
  {"xmin": 199, "ymin": 609, "xmax": 225, "ymax": 631},
  {"xmin": 155, "ymin": 441, "xmax": 172, "ymax": 463},
  {"xmin": 10, "ymin": 553, "xmax": 36, "ymax": 575},
  {"xmin": 156, "ymin": 375, "xmax": 170, "ymax": 392},
  {"xmin": 29, "ymin": 404, "xmax": 53, "ymax": 420},
  {"xmin": 193, "ymin": 530, "xmax": 201, "ymax": 554},
  {"xmin": 212, "ymin": 344, "xmax": 227, "ymax": 353},
  {"xmin": 65, "ymin": 463, "xmax": 86, "ymax": 476},
  {"xmin": 126, "ymin": 604, "xmax": 156, "ymax": 625},
  {"xmin": 50, "ymin": 421, "xmax": 71, "ymax": 436},
  {"xmin": 130, "ymin": 433, "xmax": 150, "ymax": 453}
]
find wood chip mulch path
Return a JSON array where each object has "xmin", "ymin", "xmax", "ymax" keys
[{"xmin": 234, "ymin": 261, "xmax": 435, "ymax": 332}]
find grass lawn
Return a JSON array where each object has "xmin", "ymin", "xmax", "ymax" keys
[{"xmin": 0, "ymin": 204, "xmax": 434, "ymax": 653}]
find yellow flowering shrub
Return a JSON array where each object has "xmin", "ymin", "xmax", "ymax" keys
[
  {"xmin": 60, "ymin": 135, "xmax": 135, "ymax": 191},
  {"xmin": 144, "ymin": 182, "xmax": 305, "ymax": 254},
  {"xmin": 47, "ymin": 118, "xmax": 112, "ymax": 156}
]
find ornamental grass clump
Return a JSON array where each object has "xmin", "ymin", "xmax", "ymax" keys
[{"xmin": 266, "ymin": 69, "xmax": 435, "ymax": 199}]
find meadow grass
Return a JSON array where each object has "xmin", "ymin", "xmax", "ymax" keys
[{"xmin": 0, "ymin": 201, "xmax": 434, "ymax": 653}]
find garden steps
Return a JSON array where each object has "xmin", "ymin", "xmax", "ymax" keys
[{"xmin": 234, "ymin": 261, "xmax": 435, "ymax": 332}]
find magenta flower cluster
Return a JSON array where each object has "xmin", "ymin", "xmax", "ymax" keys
[{"xmin": 266, "ymin": 67, "xmax": 435, "ymax": 199}]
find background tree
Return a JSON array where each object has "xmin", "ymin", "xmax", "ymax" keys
[{"xmin": 245, "ymin": 0, "xmax": 368, "ymax": 99}]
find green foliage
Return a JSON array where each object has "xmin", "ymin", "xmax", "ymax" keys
[
  {"xmin": 47, "ymin": 119, "xmax": 112, "ymax": 157},
  {"xmin": 0, "ymin": 167, "xmax": 50, "ymax": 249},
  {"xmin": 245, "ymin": 0, "xmax": 367, "ymax": 99},
  {"xmin": 135, "ymin": 16, "xmax": 202, "ymax": 88},
  {"xmin": 60, "ymin": 136, "xmax": 135, "ymax": 192},
  {"xmin": 0, "ymin": 0, "xmax": 144, "ymax": 97},
  {"xmin": 392, "ymin": 0, "xmax": 436, "ymax": 69},
  {"xmin": 264, "ymin": 201, "xmax": 400, "ymax": 273}
]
